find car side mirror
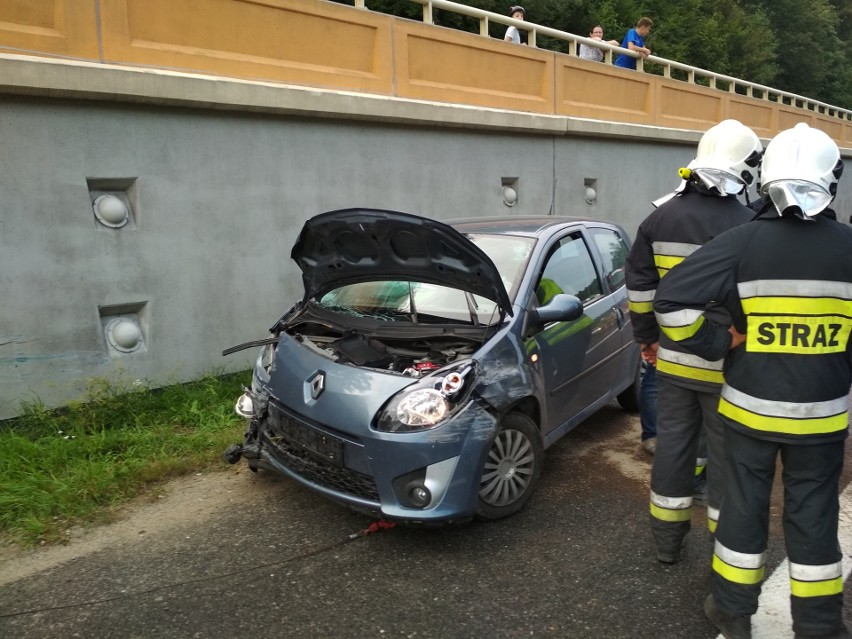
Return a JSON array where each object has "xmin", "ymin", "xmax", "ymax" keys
[{"xmin": 533, "ymin": 293, "xmax": 584, "ymax": 324}]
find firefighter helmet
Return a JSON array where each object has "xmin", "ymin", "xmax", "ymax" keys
[
  {"xmin": 760, "ymin": 123, "xmax": 843, "ymax": 218},
  {"xmin": 688, "ymin": 119, "xmax": 763, "ymax": 195}
]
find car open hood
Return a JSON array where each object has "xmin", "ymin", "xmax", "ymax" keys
[{"xmin": 290, "ymin": 208, "xmax": 513, "ymax": 316}]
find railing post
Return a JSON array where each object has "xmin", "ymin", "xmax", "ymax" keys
[
  {"xmin": 422, "ymin": 2, "xmax": 433, "ymax": 24},
  {"xmin": 528, "ymin": 29, "xmax": 536, "ymax": 47},
  {"xmin": 480, "ymin": 17, "xmax": 488, "ymax": 36},
  {"xmin": 354, "ymin": 0, "xmax": 366, "ymax": 7}
]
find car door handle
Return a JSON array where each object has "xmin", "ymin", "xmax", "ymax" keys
[{"xmin": 611, "ymin": 307, "xmax": 625, "ymax": 328}]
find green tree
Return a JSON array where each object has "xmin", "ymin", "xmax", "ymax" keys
[
  {"xmin": 742, "ymin": 0, "xmax": 847, "ymax": 107},
  {"xmin": 714, "ymin": 0, "xmax": 778, "ymax": 86},
  {"xmin": 824, "ymin": 0, "xmax": 852, "ymax": 108}
]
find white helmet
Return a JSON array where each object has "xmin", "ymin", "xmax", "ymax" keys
[
  {"xmin": 760, "ymin": 122, "xmax": 843, "ymax": 218},
  {"xmin": 688, "ymin": 119, "xmax": 763, "ymax": 195}
]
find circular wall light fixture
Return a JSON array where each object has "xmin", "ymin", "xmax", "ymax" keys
[
  {"xmin": 502, "ymin": 186, "xmax": 518, "ymax": 207},
  {"xmin": 105, "ymin": 318, "xmax": 143, "ymax": 352},
  {"xmin": 93, "ymin": 194, "xmax": 129, "ymax": 228}
]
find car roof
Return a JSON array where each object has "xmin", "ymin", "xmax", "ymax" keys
[{"xmin": 445, "ymin": 216, "xmax": 605, "ymax": 237}]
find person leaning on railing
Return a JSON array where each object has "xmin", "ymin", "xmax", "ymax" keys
[
  {"xmin": 578, "ymin": 24, "xmax": 619, "ymax": 62},
  {"xmin": 614, "ymin": 17, "xmax": 652, "ymax": 70}
]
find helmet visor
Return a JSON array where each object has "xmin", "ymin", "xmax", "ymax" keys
[
  {"xmin": 766, "ymin": 180, "xmax": 832, "ymax": 218},
  {"xmin": 693, "ymin": 168, "xmax": 744, "ymax": 195}
]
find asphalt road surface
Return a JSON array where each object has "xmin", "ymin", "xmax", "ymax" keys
[{"xmin": 2, "ymin": 400, "xmax": 851, "ymax": 639}]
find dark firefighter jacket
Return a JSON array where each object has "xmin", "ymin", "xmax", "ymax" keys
[
  {"xmin": 625, "ymin": 181, "xmax": 754, "ymax": 392},
  {"xmin": 653, "ymin": 205, "xmax": 852, "ymax": 444}
]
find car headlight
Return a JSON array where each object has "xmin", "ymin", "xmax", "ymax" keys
[
  {"xmin": 396, "ymin": 389, "xmax": 449, "ymax": 426},
  {"xmin": 376, "ymin": 362, "xmax": 475, "ymax": 433}
]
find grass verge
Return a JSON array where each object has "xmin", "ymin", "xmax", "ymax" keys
[{"xmin": 0, "ymin": 370, "xmax": 250, "ymax": 547}]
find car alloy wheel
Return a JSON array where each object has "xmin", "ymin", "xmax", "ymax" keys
[{"xmin": 476, "ymin": 412, "xmax": 543, "ymax": 520}]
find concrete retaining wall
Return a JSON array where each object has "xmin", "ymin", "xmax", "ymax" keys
[{"xmin": 0, "ymin": 55, "xmax": 849, "ymax": 419}]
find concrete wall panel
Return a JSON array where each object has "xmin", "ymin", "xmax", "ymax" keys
[
  {"xmin": 557, "ymin": 61, "xmax": 652, "ymax": 124},
  {"xmin": 727, "ymin": 97, "xmax": 775, "ymax": 139},
  {"xmin": 99, "ymin": 0, "xmax": 394, "ymax": 93},
  {"xmin": 778, "ymin": 107, "xmax": 812, "ymax": 131},
  {"xmin": 393, "ymin": 20, "xmax": 554, "ymax": 112},
  {"xmin": 656, "ymin": 82, "xmax": 723, "ymax": 130},
  {"xmin": 0, "ymin": 0, "xmax": 99, "ymax": 59},
  {"xmin": 554, "ymin": 136, "xmax": 695, "ymax": 234},
  {"xmin": 812, "ymin": 116, "xmax": 844, "ymax": 144},
  {"xmin": 0, "ymin": 98, "xmax": 557, "ymax": 418}
]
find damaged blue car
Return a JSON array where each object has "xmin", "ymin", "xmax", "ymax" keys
[{"xmin": 224, "ymin": 209, "xmax": 640, "ymax": 522}]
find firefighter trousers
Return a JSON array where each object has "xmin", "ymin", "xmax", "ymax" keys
[
  {"xmin": 712, "ymin": 425, "xmax": 845, "ymax": 636},
  {"xmin": 649, "ymin": 378, "xmax": 726, "ymax": 555}
]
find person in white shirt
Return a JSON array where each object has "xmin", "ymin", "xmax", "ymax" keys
[
  {"xmin": 504, "ymin": 6, "xmax": 525, "ymax": 44},
  {"xmin": 578, "ymin": 25, "xmax": 619, "ymax": 62}
]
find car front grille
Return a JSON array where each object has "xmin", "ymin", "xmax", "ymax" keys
[{"xmin": 262, "ymin": 400, "xmax": 380, "ymax": 503}]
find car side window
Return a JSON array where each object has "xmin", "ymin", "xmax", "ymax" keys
[
  {"xmin": 536, "ymin": 233, "xmax": 602, "ymax": 305},
  {"xmin": 589, "ymin": 228, "xmax": 629, "ymax": 291}
]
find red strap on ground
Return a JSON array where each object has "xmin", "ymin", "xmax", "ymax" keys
[{"xmin": 348, "ymin": 520, "xmax": 396, "ymax": 540}]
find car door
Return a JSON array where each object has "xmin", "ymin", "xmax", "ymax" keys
[
  {"xmin": 587, "ymin": 225, "xmax": 638, "ymax": 394},
  {"xmin": 526, "ymin": 230, "xmax": 621, "ymax": 439}
]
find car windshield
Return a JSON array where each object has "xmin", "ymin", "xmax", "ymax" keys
[{"xmin": 317, "ymin": 233, "xmax": 535, "ymax": 325}]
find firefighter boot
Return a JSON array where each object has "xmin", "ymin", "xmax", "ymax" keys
[{"xmin": 704, "ymin": 594, "xmax": 752, "ymax": 639}]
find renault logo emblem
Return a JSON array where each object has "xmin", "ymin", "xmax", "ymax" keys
[{"xmin": 309, "ymin": 372, "xmax": 325, "ymax": 400}]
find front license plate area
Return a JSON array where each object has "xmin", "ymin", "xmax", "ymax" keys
[{"xmin": 268, "ymin": 402, "xmax": 344, "ymax": 466}]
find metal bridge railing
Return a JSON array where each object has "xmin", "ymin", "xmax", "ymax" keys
[{"xmin": 354, "ymin": 0, "xmax": 851, "ymax": 123}]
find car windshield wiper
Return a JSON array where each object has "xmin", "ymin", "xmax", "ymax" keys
[{"xmin": 222, "ymin": 335, "xmax": 280, "ymax": 356}]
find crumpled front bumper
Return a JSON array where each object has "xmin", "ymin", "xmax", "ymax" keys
[{"xmin": 228, "ymin": 386, "xmax": 500, "ymax": 522}]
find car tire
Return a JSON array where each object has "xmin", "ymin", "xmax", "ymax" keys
[
  {"xmin": 475, "ymin": 412, "xmax": 543, "ymax": 521},
  {"xmin": 616, "ymin": 358, "xmax": 642, "ymax": 412}
]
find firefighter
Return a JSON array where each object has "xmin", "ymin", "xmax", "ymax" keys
[
  {"xmin": 654, "ymin": 122, "xmax": 851, "ymax": 639},
  {"xmin": 625, "ymin": 119, "xmax": 763, "ymax": 563}
]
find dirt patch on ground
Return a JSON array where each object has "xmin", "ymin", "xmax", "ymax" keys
[{"xmin": 0, "ymin": 468, "xmax": 252, "ymax": 587}]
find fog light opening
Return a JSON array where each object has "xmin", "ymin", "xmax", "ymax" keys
[{"xmin": 408, "ymin": 485, "xmax": 432, "ymax": 508}]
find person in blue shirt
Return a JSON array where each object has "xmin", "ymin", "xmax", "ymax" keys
[{"xmin": 614, "ymin": 17, "xmax": 652, "ymax": 70}]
